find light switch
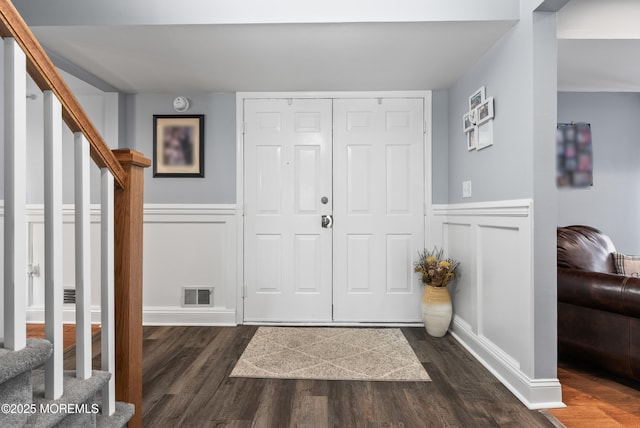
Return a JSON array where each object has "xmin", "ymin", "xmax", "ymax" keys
[{"xmin": 462, "ymin": 181, "xmax": 472, "ymax": 198}]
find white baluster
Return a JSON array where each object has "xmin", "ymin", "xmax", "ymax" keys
[
  {"xmin": 43, "ymin": 90, "xmax": 63, "ymax": 398},
  {"xmin": 100, "ymin": 169, "xmax": 115, "ymax": 415},
  {"xmin": 74, "ymin": 133, "xmax": 92, "ymax": 379},
  {"xmin": 3, "ymin": 38, "xmax": 27, "ymax": 351}
]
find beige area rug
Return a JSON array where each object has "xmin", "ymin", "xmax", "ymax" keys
[{"xmin": 230, "ymin": 327, "xmax": 430, "ymax": 382}]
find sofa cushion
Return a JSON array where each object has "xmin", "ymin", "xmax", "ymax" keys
[
  {"xmin": 557, "ymin": 226, "xmax": 617, "ymax": 274},
  {"xmin": 613, "ymin": 253, "xmax": 640, "ymax": 277}
]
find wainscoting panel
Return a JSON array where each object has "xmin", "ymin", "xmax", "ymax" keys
[
  {"xmin": 23, "ymin": 204, "xmax": 237, "ymax": 326},
  {"xmin": 431, "ymin": 199, "xmax": 562, "ymax": 409}
]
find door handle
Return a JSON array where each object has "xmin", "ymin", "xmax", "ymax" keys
[{"xmin": 321, "ymin": 215, "xmax": 333, "ymax": 229}]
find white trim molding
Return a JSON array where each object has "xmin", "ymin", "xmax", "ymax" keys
[
  {"xmin": 23, "ymin": 203, "xmax": 238, "ymax": 327},
  {"xmin": 431, "ymin": 199, "xmax": 564, "ymax": 410}
]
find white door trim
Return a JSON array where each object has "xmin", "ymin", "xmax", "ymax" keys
[{"xmin": 235, "ymin": 91, "xmax": 433, "ymax": 325}]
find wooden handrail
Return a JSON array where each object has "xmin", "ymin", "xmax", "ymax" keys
[{"xmin": 0, "ymin": 0, "xmax": 127, "ymax": 188}]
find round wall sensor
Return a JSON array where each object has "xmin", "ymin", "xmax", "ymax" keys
[{"xmin": 173, "ymin": 96, "xmax": 190, "ymax": 112}]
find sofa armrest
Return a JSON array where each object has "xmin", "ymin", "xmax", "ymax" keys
[{"xmin": 558, "ymin": 267, "xmax": 640, "ymax": 317}]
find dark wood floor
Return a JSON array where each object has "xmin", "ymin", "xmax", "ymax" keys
[{"xmin": 63, "ymin": 325, "xmax": 558, "ymax": 427}]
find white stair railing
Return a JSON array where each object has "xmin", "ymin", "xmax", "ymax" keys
[
  {"xmin": 2, "ymin": 35, "xmax": 116, "ymax": 414},
  {"xmin": 101, "ymin": 169, "xmax": 115, "ymax": 416},
  {"xmin": 74, "ymin": 133, "xmax": 92, "ymax": 381},
  {"xmin": 43, "ymin": 90, "xmax": 63, "ymax": 399},
  {"xmin": 3, "ymin": 37, "xmax": 27, "ymax": 351}
]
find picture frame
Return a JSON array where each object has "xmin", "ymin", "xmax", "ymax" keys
[
  {"xmin": 477, "ymin": 120, "xmax": 494, "ymax": 150},
  {"xmin": 153, "ymin": 115, "xmax": 205, "ymax": 177},
  {"xmin": 469, "ymin": 86, "xmax": 486, "ymax": 110},
  {"xmin": 467, "ymin": 127, "xmax": 478, "ymax": 151},
  {"xmin": 463, "ymin": 112, "xmax": 475, "ymax": 132},
  {"xmin": 476, "ymin": 97, "xmax": 494, "ymax": 125}
]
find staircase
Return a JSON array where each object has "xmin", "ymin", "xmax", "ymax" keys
[
  {"xmin": 1, "ymin": 0, "xmax": 149, "ymax": 427},
  {"xmin": 0, "ymin": 339, "xmax": 134, "ymax": 427}
]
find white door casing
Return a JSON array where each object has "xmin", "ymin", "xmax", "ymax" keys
[
  {"xmin": 332, "ymin": 98, "xmax": 425, "ymax": 322},
  {"xmin": 243, "ymin": 99, "xmax": 333, "ymax": 322}
]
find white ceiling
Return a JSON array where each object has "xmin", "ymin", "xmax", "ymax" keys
[
  {"xmin": 557, "ymin": 0, "xmax": 640, "ymax": 92},
  {"xmin": 33, "ymin": 21, "xmax": 516, "ymax": 93},
  {"xmin": 558, "ymin": 39, "xmax": 640, "ymax": 92}
]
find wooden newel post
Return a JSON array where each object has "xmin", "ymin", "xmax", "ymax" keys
[{"xmin": 112, "ymin": 149, "xmax": 150, "ymax": 428}]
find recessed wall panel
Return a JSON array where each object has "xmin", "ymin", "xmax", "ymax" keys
[
  {"xmin": 294, "ymin": 235, "xmax": 321, "ymax": 293},
  {"xmin": 386, "ymin": 145, "xmax": 411, "ymax": 215},
  {"xmin": 347, "ymin": 235, "xmax": 372, "ymax": 293},
  {"xmin": 443, "ymin": 222, "xmax": 474, "ymax": 329},
  {"xmin": 256, "ymin": 235, "xmax": 282, "ymax": 293},
  {"xmin": 347, "ymin": 146, "xmax": 372, "ymax": 214},
  {"xmin": 294, "ymin": 146, "xmax": 320, "ymax": 214},
  {"xmin": 479, "ymin": 225, "xmax": 527, "ymax": 365},
  {"xmin": 386, "ymin": 234, "xmax": 412, "ymax": 294},
  {"xmin": 256, "ymin": 146, "xmax": 282, "ymax": 215}
]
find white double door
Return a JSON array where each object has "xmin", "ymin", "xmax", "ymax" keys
[{"xmin": 244, "ymin": 97, "xmax": 425, "ymax": 322}]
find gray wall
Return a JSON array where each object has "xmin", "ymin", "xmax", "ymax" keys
[
  {"xmin": 447, "ymin": 23, "xmax": 535, "ymax": 203},
  {"xmin": 432, "ymin": 89, "xmax": 449, "ymax": 204},
  {"xmin": 558, "ymin": 92, "xmax": 640, "ymax": 254},
  {"xmin": 124, "ymin": 92, "xmax": 236, "ymax": 204},
  {"xmin": 446, "ymin": 0, "xmax": 559, "ymax": 380}
]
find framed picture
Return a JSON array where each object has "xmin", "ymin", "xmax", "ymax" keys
[
  {"xmin": 153, "ymin": 115, "xmax": 204, "ymax": 177},
  {"xmin": 467, "ymin": 127, "xmax": 477, "ymax": 151},
  {"xmin": 469, "ymin": 86, "xmax": 486, "ymax": 110},
  {"xmin": 477, "ymin": 120, "xmax": 494, "ymax": 150},
  {"xmin": 463, "ymin": 112, "xmax": 475, "ymax": 132},
  {"xmin": 477, "ymin": 97, "xmax": 494, "ymax": 125}
]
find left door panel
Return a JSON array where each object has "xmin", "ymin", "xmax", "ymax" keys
[{"xmin": 243, "ymin": 99, "xmax": 333, "ymax": 322}]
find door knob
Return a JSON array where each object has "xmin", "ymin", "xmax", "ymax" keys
[{"xmin": 321, "ymin": 215, "xmax": 333, "ymax": 228}]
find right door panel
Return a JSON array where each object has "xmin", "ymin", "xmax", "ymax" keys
[{"xmin": 333, "ymin": 98, "xmax": 425, "ymax": 322}]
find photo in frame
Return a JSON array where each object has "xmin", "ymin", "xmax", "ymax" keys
[
  {"xmin": 469, "ymin": 86, "xmax": 486, "ymax": 110},
  {"xmin": 477, "ymin": 120, "xmax": 494, "ymax": 150},
  {"xmin": 463, "ymin": 112, "xmax": 475, "ymax": 132},
  {"xmin": 477, "ymin": 97, "xmax": 494, "ymax": 125},
  {"xmin": 467, "ymin": 127, "xmax": 478, "ymax": 151},
  {"xmin": 153, "ymin": 115, "xmax": 204, "ymax": 177}
]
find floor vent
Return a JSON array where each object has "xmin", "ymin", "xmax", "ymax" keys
[
  {"xmin": 182, "ymin": 287, "xmax": 213, "ymax": 306},
  {"xmin": 64, "ymin": 288, "xmax": 76, "ymax": 304}
]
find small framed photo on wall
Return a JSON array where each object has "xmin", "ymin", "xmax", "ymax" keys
[
  {"xmin": 469, "ymin": 86, "xmax": 486, "ymax": 110},
  {"xmin": 463, "ymin": 112, "xmax": 475, "ymax": 132},
  {"xmin": 153, "ymin": 115, "xmax": 205, "ymax": 177},
  {"xmin": 476, "ymin": 97, "xmax": 494, "ymax": 125},
  {"xmin": 477, "ymin": 120, "xmax": 494, "ymax": 150},
  {"xmin": 467, "ymin": 127, "xmax": 478, "ymax": 151}
]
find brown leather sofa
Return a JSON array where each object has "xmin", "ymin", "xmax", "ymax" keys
[{"xmin": 557, "ymin": 225, "xmax": 640, "ymax": 380}]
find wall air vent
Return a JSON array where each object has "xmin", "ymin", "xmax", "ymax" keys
[
  {"xmin": 182, "ymin": 287, "xmax": 213, "ymax": 307},
  {"xmin": 64, "ymin": 287, "xmax": 76, "ymax": 304}
]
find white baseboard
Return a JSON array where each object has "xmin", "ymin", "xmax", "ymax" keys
[
  {"xmin": 142, "ymin": 306, "xmax": 237, "ymax": 326},
  {"xmin": 27, "ymin": 305, "xmax": 102, "ymax": 324},
  {"xmin": 27, "ymin": 305, "xmax": 238, "ymax": 327},
  {"xmin": 451, "ymin": 320, "xmax": 564, "ymax": 410}
]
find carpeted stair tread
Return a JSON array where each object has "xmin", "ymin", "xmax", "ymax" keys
[
  {"xmin": 96, "ymin": 402, "xmax": 135, "ymax": 428},
  {"xmin": 26, "ymin": 370, "xmax": 110, "ymax": 428},
  {"xmin": 0, "ymin": 339, "xmax": 53, "ymax": 384}
]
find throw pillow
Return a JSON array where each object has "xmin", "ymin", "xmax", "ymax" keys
[{"xmin": 613, "ymin": 252, "xmax": 640, "ymax": 277}]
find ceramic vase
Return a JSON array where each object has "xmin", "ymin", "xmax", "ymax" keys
[{"xmin": 421, "ymin": 285, "xmax": 452, "ymax": 337}]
